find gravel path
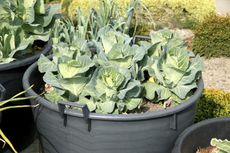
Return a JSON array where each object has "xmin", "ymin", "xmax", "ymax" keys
[
  {"xmin": 216, "ymin": 0, "xmax": 230, "ymax": 15},
  {"xmin": 203, "ymin": 57, "xmax": 230, "ymax": 92}
]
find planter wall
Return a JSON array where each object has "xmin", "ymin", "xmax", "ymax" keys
[
  {"xmin": 0, "ymin": 84, "xmax": 6, "ymax": 125},
  {"xmin": 0, "ymin": 84, "xmax": 5, "ymax": 100},
  {"xmin": 23, "ymin": 62, "xmax": 204, "ymax": 153},
  {"xmin": 0, "ymin": 41, "xmax": 51, "ymax": 152},
  {"xmin": 172, "ymin": 117, "xmax": 230, "ymax": 153}
]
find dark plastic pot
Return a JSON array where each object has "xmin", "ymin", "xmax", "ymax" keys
[
  {"xmin": 0, "ymin": 40, "xmax": 52, "ymax": 152},
  {"xmin": 23, "ymin": 62, "xmax": 204, "ymax": 153},
  {"xmin": 0, "ymin": 84, "xmax": 6, "ymax": 125},
  {"xmin": 172, "ymin": 117, "xmax": 230, "ymax": 153}
]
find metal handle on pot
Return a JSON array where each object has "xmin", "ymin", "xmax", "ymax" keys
[
  {"xmin": 58, "ymin": 101, "xmax": 91, "ymax": 132},
  {"xmin": 0, "ymin": 84, "xmax": 6, "ymax": 101}
]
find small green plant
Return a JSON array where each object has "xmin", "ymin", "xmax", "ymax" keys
[
  {"xmin": 60, "ymin": 0, "xmax": 138, "ymax": 35},
  {"xmin": 0, "ymin": 0, "xmax": 58, "ymax": 64},
  {"xmin": 210, "ymin": 138, "xmax": 230, "ymax": 153},
  {"xmin": 52, "ymin": 0, "xmax": 138, "ymax": 44},
  {"xmin": 195, "ymin": 89, "xmax": 230, "ymax": 122},
  {"xmin": 0, "ymin": 86, "xmax": 37, "ymax": 153},
  {"xmin": 193, "ymin": 15, "xmax": 230, "ymax": 58},
  {"xmin": 61, "ymin": 0, "xmax": 130, "ymax": 20}
]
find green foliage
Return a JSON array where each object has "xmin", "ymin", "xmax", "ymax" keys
[
  {"xmin": 211, "ymin": 139, "xmax": 230, "ymax": 153},
  {"xmin": 38, "ymin": 27, "xmax": 144, "ymax": 114},
  {"xmin": 133, "ymin": 0, "xmax": 215, "ymax": 34},
  {"xmin": 61, "ymin": 0, "xmax": 215, "ymax": 32},
  {"xmin": 0, "ymin": 25, "xmax": 49, "ymax": 64},
  {"xmin": 195, "ymin": 89, "xmax": 230, "ymax": 122},
  {"xmin": 52, "ymin": 1, "xmax": 136, "ymax": 42},
  {"xmin": 39, "ymin": 0, "xmax": 203, "ymax": 115},
  {"xmin": 0, "ymin": 0, "xmax": 58, "ymax": 64},
  {"xmin": 193, "ymin": 15, "xmax": 230, "ymax": 58},
  {"xmin": 140, "ymin": 29, "xmax": 203, "ymax": 103},
  {"xmin": 61, "ymin": 0, "xmax": 131, "ymax": 20},
  {"xmin": 38, "ymin": 20, "xmax": 202, "ymax": 114},
  {"xmin": 142, "ymin": 0, "xmax": 215, "ymax": 29},
  {"xmin": 60, "ymin": 0, "xmax": 138, "ymax": 36}
]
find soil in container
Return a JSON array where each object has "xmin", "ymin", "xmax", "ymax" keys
[{"xmin": 196, "ymin": 146, "xmax": 216, "ymax": 153}]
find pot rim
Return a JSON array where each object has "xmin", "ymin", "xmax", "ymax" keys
[
  {"xmin": 172, "ymin": 117, "xmax": 230, "ymax": 153},
  {"xmin": 23, "ymin": 62, "xmax": 204, "ymax": 121},
  {"xmin": 0, "ymin": 40, "xmax": 52, "ymax": 71}
]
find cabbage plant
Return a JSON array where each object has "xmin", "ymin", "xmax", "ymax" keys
[
  {"xmin": 77, "ymin": 28, "xmax": 145, "ymax": 114},
  {"xmin": 0, "ymin": 25, "xmax": 50, "ymax": 64},
  {"xmin": 38, "ymin": 26, "xmax": 202, "ymax": 114},
  {"xmin": 38, "ymin": 27, "xmax": 145, "ymax": 114},
  {"xmin": 0, "ymin": 0, "xmax": 58, "ymax": 64},
  {"xmin": 140, "ymin": 29, "xmax": 203, "ymax": 104},
  {"xmin": 210, "ymin": 138, "xmax": 230, "ymax": 153}
]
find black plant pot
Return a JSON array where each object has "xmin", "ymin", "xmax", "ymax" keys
[
  {"xmin": 0, "ymin": 40, "xmax": 52, "ymax": 152},
  {"xmin": 22, "ymin": 62, "xmax": 204, "ymax": 153},
  {"xmin": 0, "ymin": 84, "xmax": 6, "ymax": 125},
  {"xmin": 172, "ymin": 117, "xmax": 230, "ymax": 153}
]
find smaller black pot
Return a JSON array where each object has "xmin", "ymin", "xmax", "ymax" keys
[
  {"xmin": 0, "ymin": 40, "xmax": 52, "ymax": 152},
  {"xmin": 0, "ymin": 84, "xmax": 6, "ymax": 124},
  {"xmin": 172, "ymin": 117, "xmax": 230, "ymax": 153}
]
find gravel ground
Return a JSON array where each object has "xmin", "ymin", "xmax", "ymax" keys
[
  {"xmin": 203, "ymin": 57, "xmax": 230, "ymax": 92},
  {"xmin": 216, "ymin": 0, "xmax": 230, "ymax": 15}
]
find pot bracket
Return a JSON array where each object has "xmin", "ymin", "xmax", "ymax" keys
[{"xmin": 58, "ymin": 101, "xmax": 91, "ymax": 132}]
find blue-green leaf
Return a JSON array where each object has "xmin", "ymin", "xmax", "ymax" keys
[
  {"xmin": 125, "ymin": 98, "xmax": 142, "ymax": 111},
  {"xmin": 171, "ymin": 82, "xmax": 197, "ymax": 99},
  {"xmin": 43, "ymin": 72, "xmax": 61, "ymax": 88},
  {"xmin": 99, "ymin": 101, "xmax": 115, "ymax": 114},
  {"xmin": 38, "ymin": 54, "xmax": 57, "ymax": 73},
  {"xmin": 60, "ymin": 77, "xmax": 89, "ymax": 96}
]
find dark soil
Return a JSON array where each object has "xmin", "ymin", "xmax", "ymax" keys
[
  {"xmin": 196, "ymin": 146, "xmax": 216, "ymax": 153},
  {"xmin": 136, "ymin": 99, "xmax": 174, "ymax": 113},
  {"xmin": 140, "ymin": 102, "xmax": 164, "ymax": 112}
]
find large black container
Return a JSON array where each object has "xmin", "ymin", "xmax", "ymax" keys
[
  {"xmin": 23, "ymin": 62, "xmax": 204, "ymax": 153},
  {"xmin": 0, "ymin": 41, "xmax": 51, "ymax": 152},
  {"xmin": 172, "ymin": 117, "xmax": 230, "ymax": 153}
]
